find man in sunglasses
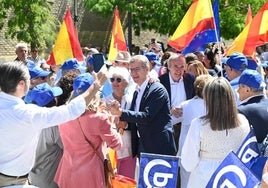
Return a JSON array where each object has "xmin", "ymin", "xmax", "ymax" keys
[{"xmin": 28, "ymin": 47, "xmax": 49, "ymax": 69}]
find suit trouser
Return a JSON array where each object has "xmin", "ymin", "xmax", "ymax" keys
[
  {"xmin": 0, "ymin": 173, "xmax": 28, "ymax": 187},
  {"xmin": 173, "ymin": 122, "xmax": 182, "ymax": 151},
  {"xmin": 173, "ymin": 122, "xmax": 182, "ymax": 188}
]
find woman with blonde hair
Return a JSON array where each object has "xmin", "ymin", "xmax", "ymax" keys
[
  {"xmin": 181, "ymin": 77, "xmax": 250, "ymax": 188},
  {"xmin": 186, "ymin": 60, "xmax": 209, "ymax": 78},
  {"xmin": 55, "ymin": 73, "xmax": 122, "ymax": 188}
]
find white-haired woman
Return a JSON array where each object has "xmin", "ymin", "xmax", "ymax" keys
[{"xmin": 104, "ymin": 66, "xmax": 136, "ymax": 179}]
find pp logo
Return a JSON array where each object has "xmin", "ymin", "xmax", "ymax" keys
[
  {"xmin": 211, "ymin": 165, "xmax": 247, "ymax": 188},
  {"xmin": 142, "ymin": 159, "xmax": 175, "ymax": 187}
]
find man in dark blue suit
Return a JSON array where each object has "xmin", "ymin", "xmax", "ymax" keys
[
  {"xmin": 159, "ymin": 53, "xmax": 195, "ymax": 150},
  {"xmin": 237, "ymin": 69, "xmax": 268, "ymax": 143},
  {"xmin": 109, "ymin": 55, "xmax": 176, "ymax": 157}
]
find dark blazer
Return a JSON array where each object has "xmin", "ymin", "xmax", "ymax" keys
[
  {"xmin": 120, "ymin": 81, "xmax": 176, "ymax": 157},
  {"xmin": 238, "ymin": 95, "xmax": 268, "ymax": 143},
  {"xmin": 159, "ymin": 72, "xmax": 195, "ymax": 105}
]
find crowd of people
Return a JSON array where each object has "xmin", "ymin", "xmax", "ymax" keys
[{"xmin": 0, "ymin": 39, "xmax": 268, "ymax": 188}]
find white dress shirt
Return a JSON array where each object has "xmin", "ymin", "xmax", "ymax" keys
[
  {"xmin": 135, "ymin": 78, "xmax": 149, "ymax": 112},
  {"xmin": 169, "ymin": 73, "xmax": 186, "ymax": 125},
  {"xmin": 0, "ymin": 92, "xmax": 86, "ymax": 176}
]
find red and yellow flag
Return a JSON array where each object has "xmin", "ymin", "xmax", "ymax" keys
[
  {"xmin": 47, "ymin": 8, "xmax": 83, "ymax": 65},
  {"xmin": 245, "ymin": 5, "xmax": 253, "ymax": 26},
  {"xmin": 107, "ymin": 7, "xmax": 128, "ymax": 63},
  {"xmin": 226, "ymin": 2, "xmax": 268, "ymax": 57},
  {"xmin": 168, "ymin": 0, "xmax": 217, "ymax": 53}
]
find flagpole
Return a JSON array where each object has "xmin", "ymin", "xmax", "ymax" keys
[
  {"xmin": 127, "ymin": 0, "xmax": 132, "ymax": 54},
  {"xmin": 212, "ymin": 0, "xmax": 223, "ymax": 77},
  {"xmin": 73, "ymin": 0, "xmax": 78, "ymax": 29}
]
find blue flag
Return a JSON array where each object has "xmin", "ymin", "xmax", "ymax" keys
[
  {"xmin": 212, "ymin": 0, "xmax": 220, "ymax": 41},
  {"xmin": 206, "ymin": 151, "xmax": 259, "ymax": 187},
  {"xmin": 236, "ymin": 128, "xmax": 267, "ymax": 180},
  {"xmin": 138, "ymin": 152, "xmax": 179, "ymax": 188}
]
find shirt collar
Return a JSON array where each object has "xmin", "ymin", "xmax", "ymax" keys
[
  {"xmin": 168, "ymin": 73, "xmax": 183, "ymax": 84},
  {"xmin": 137, "ymin": 78, "xmax": 149, "ymax": 93},
  {"xmin": 240, "ymin": 94, "xmax": 265, "ymax": 105},
  {"xmin": 0, "ymin": 92, "xmax": 25, "ymax": 105}
]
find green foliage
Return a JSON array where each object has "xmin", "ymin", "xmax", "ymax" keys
[
  {"xmin": 0, "ymin": 0, "xmax": 57, "ymax": 50},
  {"xmin": 83, "ymin": 0, "xmax": 267, "ymax": 40},
  {"xmin": 0, "ymin": 0, "xmax": 267, "ymax": 50}
]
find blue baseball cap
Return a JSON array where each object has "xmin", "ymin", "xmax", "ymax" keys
[
  {"xmin": 145, "ymin": 52, "xmax": 161, "ymax": 66},
  {"xmin": 61, "ymin": 58, "xmax": 81, "ymax": 70},
  {"xmin": 238, "ymin": 69, "xmax": 264, "ymax": 89},
  {"xmin": 262, "ymin": 61, "xmax": 268, "ymax": 68},
  {"xmin": 29, "ymin": 66, "xmax": 51, "ymax": 80},
  {"xmin": 247, "ymin": 58, "xmax": 258, "ymax": 70},
  {"xmin": 31, "ymin": 83, "xmax": 63, "ymax": 107},
  {"xmin": 225, "ymin": 53, "xmax": 248, "ymax": 71},
  {"xmin": 73, "ymin": 73, "xmax": 94, "ymax": 96}
]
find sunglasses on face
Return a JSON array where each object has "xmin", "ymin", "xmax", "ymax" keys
[{"xmin": 110, "ymin": 77, "xmax": 122, "ymax": 83}]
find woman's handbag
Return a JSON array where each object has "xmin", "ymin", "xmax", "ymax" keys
[
  {"xmin": 78, "ymin": 118, "xmax": 114, "ymax": 188},
  {"xmin": 111, "ymin": 174, "xmax": 137, "ymax": 188}
]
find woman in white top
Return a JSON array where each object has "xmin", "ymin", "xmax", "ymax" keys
[
  {"xmin": 178, "ymin": 74, "xmax": 213, "ymax": 188},
  {"xmin": 104, "ymin": 66, "xmax": 136, "ymax": 179},
  {"xmin": 181, "ymin": 77, "xmax": 250, "ymax": 188}
]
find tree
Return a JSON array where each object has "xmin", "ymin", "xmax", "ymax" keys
[
  {"xmin": 0, "ymin": 0, "xmax": 57, "ymax": 50},
  {"xmin": 83, "ymin": 0, "xmax": 267, "ymax": 40}
]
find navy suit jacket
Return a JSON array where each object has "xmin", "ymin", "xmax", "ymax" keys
[
  {"xmin": 120, "ymin": 81, "xmax": 176, "ymax": 157},
  {"xmin": 159, "ymin": 72, "xmax": 195, "ymax": 106},
  {"xmin": 238, "ymin": 95, "xmax": 268, "ymax": 143}
]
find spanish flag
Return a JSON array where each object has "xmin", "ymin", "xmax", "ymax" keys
[
  {"xmin": 168, "ymin": 0, "xmax": 218, "ymax": 54},
  {"xmin": 245, "ymin": 5, "xmax": 253, "ymax": 26},
  {"xmin": 107, "ymin": 6, "xmax": 128, "ymax": 63},
  {"xmin": 226, "ymin": 2, "xmax": 268, "ymax": 57},
  {"xmin": 47, "ymin": 8, "xmax": 83, "ymax": 65}
]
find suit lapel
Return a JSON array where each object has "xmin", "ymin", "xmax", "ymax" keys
[{"xmin": 139, "ymin": 82, "xmax": 152, "ymax": 110}]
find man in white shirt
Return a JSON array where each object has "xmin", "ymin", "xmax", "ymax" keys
[
  {"xmin": 0, "ymin": 61, "xmax": 106, "ymax": 187},
  {"xmin": 159, "ymin": 53, "xmax": 195, "ymax": 150}
]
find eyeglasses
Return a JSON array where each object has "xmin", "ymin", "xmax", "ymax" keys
[
  {"xmin": 31, "ymin": 50, "xmax": 38, "ymax": 53},
  {"xmin": 129, "ymin": 66, "xmax": 143, "ymax": 73},
  {"xmin": 110, "ymin": 77, "xmax": 122, "ymax": 83}
]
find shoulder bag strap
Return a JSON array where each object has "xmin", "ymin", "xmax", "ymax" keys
[{"xmin": 77, "ymin": 118, "xmax": 103, "ymax": 161}]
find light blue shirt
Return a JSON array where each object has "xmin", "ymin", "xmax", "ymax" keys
[{"xmin": 0, "ymin": 92, "xmax": 86, "ymax": 176}]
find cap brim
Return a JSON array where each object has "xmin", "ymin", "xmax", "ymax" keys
[
  {"xmin": 262, "ymin": 61, "xmax": 268, "ymax": 68},
  {"xmin": 221, "ymin": 57, "xmax": 228, "ymax": 64},
  {"xmin": 38, "ymin": 70, "xmax": 51, "ymax": 77},
  {"xmin": 51, "ymin": 86, "xmax": 63, "ymax": 97}
]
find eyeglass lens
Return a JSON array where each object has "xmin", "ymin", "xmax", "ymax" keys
[{"xmin": 110, "ymin": 77, "xmax": 122, "ymax": 83}]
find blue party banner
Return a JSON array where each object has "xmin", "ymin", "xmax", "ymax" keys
[
  {"xmin": 206, "ymin": 151, "xmax": 259, "ymax": 188},
  {"xmin": 236, "ymin": 129, "xmax": 267, "ymax": 180},
  {"xmin": 138, "ymin": 152, "xmax": 179, "ymax": 188}
]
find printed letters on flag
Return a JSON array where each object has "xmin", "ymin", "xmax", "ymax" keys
[
  {"xmin": 138, "ymin": 152, "xmax": 179, "ymax": 188},
  {"xmin": 206, "ymin": 151, "xmax": 259, "ymax": 188},
  {"xmin": 236, "ymin": 128, "xmax": 267, "ymax": 180}
]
